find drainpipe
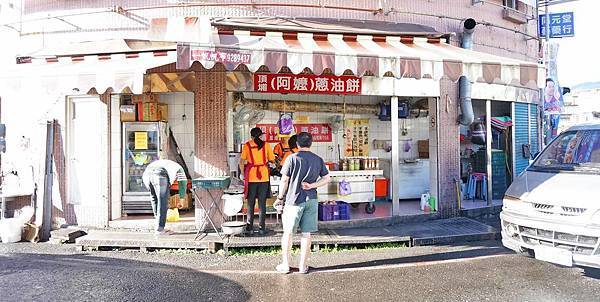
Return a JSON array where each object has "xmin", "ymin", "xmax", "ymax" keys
[
  {"xmin": 458, "ymin": 76, "xmax": 473, "ymax": 126},
  {"xmin": 461, "ymin": 18, "xmax": 477, "ymax": 50},
  {"xmin": 458, "ymin": 18, "xmax": 476, "ymax": 126}
]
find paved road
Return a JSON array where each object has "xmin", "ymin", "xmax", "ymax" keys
[{"xmin": 1, "ymin": 241, "xmax": 599, "ymax": 302}]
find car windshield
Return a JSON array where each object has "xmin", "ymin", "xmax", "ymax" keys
[{"xmin": 531, "ymin": 129, "xmax": 600, "ymax": 173}]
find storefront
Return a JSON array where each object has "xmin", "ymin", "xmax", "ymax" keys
[{"xmin": 0, "ymin": 18, "xmax": 543, "ymax": 230}]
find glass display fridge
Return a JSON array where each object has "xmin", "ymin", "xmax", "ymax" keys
[{"xmin": 122, "ymin": 122, "xmax": 169, "ymax": 214}]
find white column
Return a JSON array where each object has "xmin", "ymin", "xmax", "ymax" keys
[
  {"xmin": 486, "ymin": 100, "xmax": 493, "ymax": 206},
  {"xmin": 391, "ymin": 96, "xmax": 400, "ymax": 216}
]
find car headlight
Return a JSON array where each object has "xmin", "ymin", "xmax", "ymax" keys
[
  {"xmin": 502, "ymin": 195, "xmax": 524, "ymax": 212},
  {"xmin": 591, "ymin": 211, "xmax": 600, "ymax": 225}
]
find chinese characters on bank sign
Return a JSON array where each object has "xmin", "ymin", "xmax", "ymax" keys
[
  {"xmin": 191, "ymin": 49, "xmax": 251, "ymax": 64},
  {"xmin": 539, "ymin": 12, "xmax": 574, "ymax": 38},
  {"xmin": 254, "ymin": 74, "xmax": 362, "ymax": 95},
  {"xmin": 256, "ymin": 124, "xmax": 332, "ymax": 143}
]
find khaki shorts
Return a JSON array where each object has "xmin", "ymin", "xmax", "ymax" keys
[{"xmin": 282, "ymin": 199, "xmax": 318, "ymax": 233}]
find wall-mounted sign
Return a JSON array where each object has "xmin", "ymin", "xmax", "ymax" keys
[
  {"xmin": 256, "ymin": 124, "xmax": 332, "ymax": 143},
  {"xmin": 539, "ymin": 12, "xmax": 574, "ymax": 38},
  {"xmin": 254, "ymin": 74, "xmax": 362, "ymax": 95},
  {"xmin": 191, "ymin": 48, "xmax": 251, "ymax": 64},
  {"xmin": 345, "ymin": 119, "xmax": 370, "ymax": 157}
]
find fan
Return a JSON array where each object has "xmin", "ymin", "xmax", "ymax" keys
[
  {"xmin": 233, "ymin": 104, "xmax": 254, "ymax": 127},
  {"xmin": 248, "ymin": 109, "xmax": 265, "ymax": 126},
  {"xmin": 329, "ymin": 115, "xmax": 343, "ymax": 133}
]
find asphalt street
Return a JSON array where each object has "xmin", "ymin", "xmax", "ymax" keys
[{"xmin": 1, "ymin": 240, "xmax": 599, "ymax": 302}]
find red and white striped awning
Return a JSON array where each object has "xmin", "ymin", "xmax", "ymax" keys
[
  {"xmin": 3, "ymin": 43, "xmax": 177, "ymax": 95},
  {"xmin": 175, "ymin": 28, "xmax": 543, "ymax": 88}
]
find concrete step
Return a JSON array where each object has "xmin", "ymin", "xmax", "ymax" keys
[{"xmin": 74, "ymin": 217, "xmax": 498, "ymax": 253}]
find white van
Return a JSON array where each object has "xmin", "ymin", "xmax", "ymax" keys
[{"xmin": 501, "ymin": 123, "xmax": 600, "ymax": 269}]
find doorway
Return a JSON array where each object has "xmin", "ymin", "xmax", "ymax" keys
[{"xmin": 67, "ymin": 96, "xmax": 108, "ymax": 227}]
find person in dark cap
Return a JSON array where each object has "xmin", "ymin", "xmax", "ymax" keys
[{"xmin": 239, "ymin": 127, "xmax": 275, "ymax": 235}]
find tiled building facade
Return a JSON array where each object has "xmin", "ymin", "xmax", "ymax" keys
[{"xmin": 4, "ymin": 0, "xmax": 540, "ymax": 226}]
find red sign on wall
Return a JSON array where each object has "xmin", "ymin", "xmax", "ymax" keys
[
  {"xmin": 256, "ymin": 124, "xmax": 332, "ymax": 143},
  {"xmin": 254, "ymin": 74, "xmax": 362, "ymax": 95}
]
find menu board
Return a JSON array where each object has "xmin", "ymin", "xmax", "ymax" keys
[{"xmin": 344, "ymin": 119, "xmax": 370, "ymax": 157}]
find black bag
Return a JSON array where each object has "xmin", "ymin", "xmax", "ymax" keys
[{"xmin": 470, "ymin": 122, "xmax": 486, "ymax": 145}]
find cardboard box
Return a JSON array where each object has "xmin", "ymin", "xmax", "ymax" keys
[
  {"xmin": 137, "ymin": 102, "xmax": 168, "ymax": 121},
  {"xmin": 417, "ymin": 140, "xmax": 429, "ymax": 159},
  {"xmin": 417, "ymin": 140, "xmax": 429, "ymax": 152},
  {"xmin": 242, "ymin": 197, "xmax": 276, "ymax": 214},
  {"xmin": 169, "ymin": 193, "xmax": 192, "ymax": 210},
  {"xmin": 131, "ymin": 94, "xmax": 158, "ymax": 103},
  {"xmin": 120, "ymin": 105, "xmax": 136, "ymax": 122}
]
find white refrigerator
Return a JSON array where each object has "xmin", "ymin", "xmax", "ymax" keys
[{"xmin": 122, "ymin": 122, "xmax": 169, "ymax": 214}]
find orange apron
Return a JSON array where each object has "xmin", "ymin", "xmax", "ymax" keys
[{"xmin": 243, "ymin": 142, "xmax": 268, "ymax": 197}]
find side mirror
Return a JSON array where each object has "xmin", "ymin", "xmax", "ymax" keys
[{"xmin": 521, "ymin": 144, "xmax": 530, "ymax": 159}]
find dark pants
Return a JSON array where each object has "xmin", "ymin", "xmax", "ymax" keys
[
  {"xmin": 148, "ymin": 168, "xmax": 169, "ymax": 231},
  {"xmin": 246, "ymin": 182, "xmax": 270, "ymax": 230}
]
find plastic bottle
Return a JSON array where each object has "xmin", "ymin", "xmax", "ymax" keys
[{"xmin": 428, "ymin": 196, "xmax": 436, "ymax": 212}]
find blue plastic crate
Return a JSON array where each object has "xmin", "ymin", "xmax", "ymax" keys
[
  {"xmin": 192, "ymin": 177, "xmax": 231, "ymax": 189},
  {"xmin": 318, "ymin": 202, "xmax": 350, "ymax": 221}
]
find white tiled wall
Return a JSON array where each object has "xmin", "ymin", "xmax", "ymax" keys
[
  {"xmin": 110, "ymin": 95, "xmax": 122, "ymax": 220},
  {"xmin": 159, "ymin": 93, "xmax": 196, "ymax": 176}
]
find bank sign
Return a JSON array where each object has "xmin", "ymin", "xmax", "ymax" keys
[
  {"xmin": 539, "ymin": 12, "xmax": 574, "ymax": 38},
  {"xmin": 254, "ymin": 74, "xmax": 362, "ymax": 95}
]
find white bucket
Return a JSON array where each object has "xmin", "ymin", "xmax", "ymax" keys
[{"xmin": 0, "ymin": 218, "xmax": 23, "ymax": 243}]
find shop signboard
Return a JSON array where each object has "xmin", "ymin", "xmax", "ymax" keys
[
  {"xmin": 254, "ymin": 74, "xmax": 362, "ymax": 95},
  {"xmin": 539, "ymin": 12, "xmax": 574, "ymax": 38},
  {"xmin": 191, "ymin": 48, "xmax": 251, "ymax": 64},
  {"xmin": 256, "ymin": 123, "xmax": 332, "ymax": 143}
]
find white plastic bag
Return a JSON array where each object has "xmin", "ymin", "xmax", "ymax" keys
[
  {"xmin": 0, "ymin": 218, "xmax": 23, "ymax": 243},
  {"xmin": 0, "ymin": 206, "xmax": 35, "ymax": 243}
]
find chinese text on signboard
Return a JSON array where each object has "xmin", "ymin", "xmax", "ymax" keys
[
  {"xmin": 539, "ymin": 12, "xmax": 574, "ymax": 38},
  {"xmin": 254, "ymin": 74, "xmax": 362, "ymax": 95},
  {"xmin": 256, "ymin": 124, "xmax": 332, "ymax": 142},
  {"xmin": 191, "ymin": 48, "xmax": 251, "ymax": 64},
  {"xmin": 344, "ymin": 119, "xmax": 370, "ymax": 157}
]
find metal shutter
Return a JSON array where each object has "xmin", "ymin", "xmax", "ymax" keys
[{"xmin": 515, "ymin": 103, "xmax": 530, "ymax": 174}]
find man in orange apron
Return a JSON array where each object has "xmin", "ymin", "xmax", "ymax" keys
[{"xmin": 239, "ymin": 127, "xmax": 275, "ymax": 235}]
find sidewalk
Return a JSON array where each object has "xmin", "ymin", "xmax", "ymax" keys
[{"xmin": 75, "ymin": 217, "xmax": 499, "ymax": 253}]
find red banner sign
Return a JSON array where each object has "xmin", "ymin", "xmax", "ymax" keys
[
  {"xmin": 191, "ymin": 48, "xmax": 251, "ymax": 64},
  {"xmin": 254, "ymin": 74, "xmax": 362, "ymax": 95},
  {"xmin": 256, "ymin": 124, "xmax": 332, "ymax": 143}
]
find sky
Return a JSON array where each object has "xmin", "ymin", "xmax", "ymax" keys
[{"xmin": 551, "ymin": 0, "xmax": 597, "ymax": 87}]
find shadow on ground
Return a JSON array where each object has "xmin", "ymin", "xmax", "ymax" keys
[
  {"xmin": 0, "ymin": 252, "xmax": 250, "ymax": 302},
  {"xmin": 314, "ymin": 243, "xmax": 510, "ymax": 272}
]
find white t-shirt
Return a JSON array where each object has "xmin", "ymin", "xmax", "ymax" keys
[{"xmin": 142, "ymin": 159, "xmax": 186, "ymax": 188}]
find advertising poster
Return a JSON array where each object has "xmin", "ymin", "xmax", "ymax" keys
[
  {"xmin": 344, "ymin": 119, "xmax": 370, "ymax": 157},
  {"xmin": 544, "ymin": 77, "xmax": 563, "ymax": 143}
]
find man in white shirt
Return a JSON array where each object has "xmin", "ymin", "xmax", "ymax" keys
[{"xmin": 142, "ymin": 159, "xmax": 187, "ymax": 235}]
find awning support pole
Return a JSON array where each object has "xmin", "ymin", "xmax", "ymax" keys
[
  {"xmin": 391, "ymin": 96, "xmax": 400, "ymax": 216},
  {"xmin": 485, "ymin": 100, "xmax": 493, "ymax": 206}
]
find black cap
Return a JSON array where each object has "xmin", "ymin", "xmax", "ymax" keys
[{"xmin": 250, "ymin": 127, "xmax": 263, "ymax": 138}]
